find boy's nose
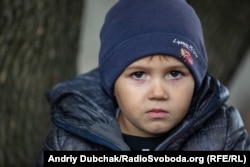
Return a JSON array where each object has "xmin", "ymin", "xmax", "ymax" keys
[{"xmin": 148, "ymin": 79, "xmax": 168, "ymax": 100}]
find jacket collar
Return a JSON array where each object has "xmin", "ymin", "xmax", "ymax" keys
[{"xmin": 47, "ymin": 68, "xmax": 130, "ymax": 150}]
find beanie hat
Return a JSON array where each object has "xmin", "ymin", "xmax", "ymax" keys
[{"xmin": 99, "ymin": 0, "xmax": 208, "ymax": 97}]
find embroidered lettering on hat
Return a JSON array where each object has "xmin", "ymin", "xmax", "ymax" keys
[{"xmin": 173, "ymin": 38, "xmax": 198, "ymax": 58}]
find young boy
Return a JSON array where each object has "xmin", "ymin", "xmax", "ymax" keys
[{"xmin": 36, "ymin": 0, "xmax": 250, "ymax": 165}]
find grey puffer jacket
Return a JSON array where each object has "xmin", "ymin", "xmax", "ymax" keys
[{"xmin": 36, "ymin": 68, "xmax": 250, "ymax": 166}]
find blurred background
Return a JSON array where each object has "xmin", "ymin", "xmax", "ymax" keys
[{"xmin": 0, "ymin": 0, "xmax": 249, "ymax": 166}]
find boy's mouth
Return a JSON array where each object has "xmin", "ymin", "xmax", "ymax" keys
[{"xmin": 146, "ymin": 109, "xmax": 168, "ymax": 118}]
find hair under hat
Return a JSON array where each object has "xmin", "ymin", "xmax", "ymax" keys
[{"xmin": 99, "ymin": 0, "xmax": 208, "ymax": 97}]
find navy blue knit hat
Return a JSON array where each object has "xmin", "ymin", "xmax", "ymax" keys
[{"xmin": 99, "ymin": 0, "xmax": 208, "ymax": 97}]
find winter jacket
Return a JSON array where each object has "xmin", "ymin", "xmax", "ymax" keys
[{"xmin": 36, "ymin": 68, "xmax": 250, "ymax": 166}]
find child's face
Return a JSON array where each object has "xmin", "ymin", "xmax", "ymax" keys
[{"xmin": 114, "ymin": 55, "xmax": 195, "ymax": 137}]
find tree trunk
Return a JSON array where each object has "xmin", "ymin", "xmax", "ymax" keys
[
  {"xmin": 188, "ymin": 0, "xmax": 250, "ymax": 85},
  {"xmin": 0, "ymin": 0, "xmax": 83, "ymax": 166}
]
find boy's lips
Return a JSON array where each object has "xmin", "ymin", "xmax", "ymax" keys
[{"xmin": 146, "ymin": 109, "xmax": 169, "ymax": 118}]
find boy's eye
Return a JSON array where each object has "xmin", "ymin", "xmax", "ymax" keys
[
  {"xmin": 168, "ymin": 70, "xmax": 182, "ymax": 79},
  {"xmin": 131, "ymin": 71, "xmax": 145, "ymax": 79}
]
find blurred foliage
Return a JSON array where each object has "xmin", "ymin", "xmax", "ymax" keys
[{"xmin": 0, "ymin": 0, "xmax": 83, "ymax": 166}]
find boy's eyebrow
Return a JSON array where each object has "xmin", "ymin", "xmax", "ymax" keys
[
  {"xmin": 125, "ymin": 65, "xmax": 149, "ymax": 70},
  {"xmin": 125, "ymin": 65, "xmax": 189, "ymax": 71}
]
